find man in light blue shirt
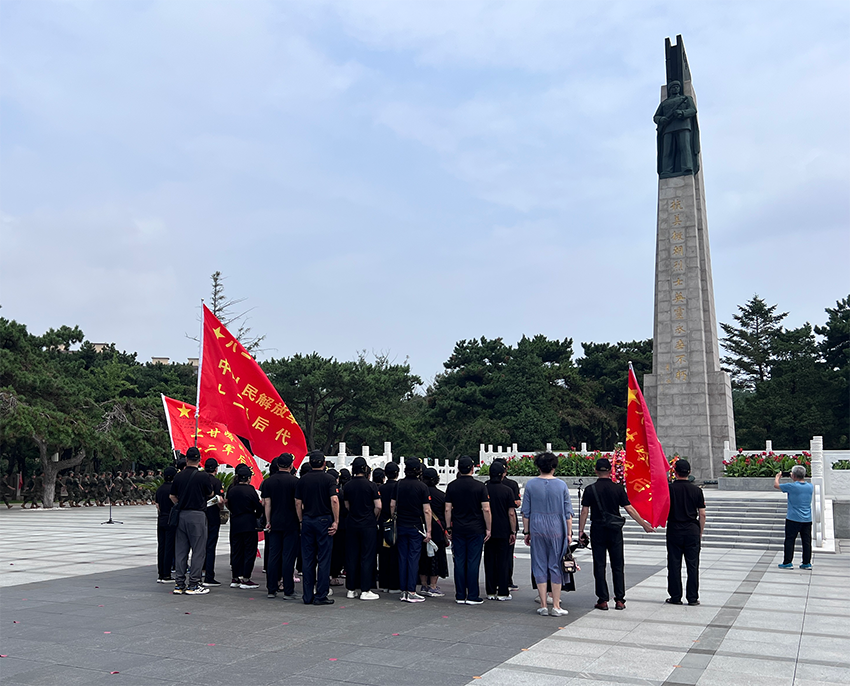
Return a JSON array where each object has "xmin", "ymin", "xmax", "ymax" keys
[{"xmin": 774, "ymin": 465, "xmax": 813, "ymax": 569}]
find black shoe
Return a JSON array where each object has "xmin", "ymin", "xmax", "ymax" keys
[
  {"xmin": 267, "ymin": 592, "xmax": 277, "ymax": 599},
  {"xmin": 202, "ymin": 579, "xmax": 222, "ymax": 587},
  {"xmin": 303, "ymin": 598, "xmax": 314, "ymax": 605},
  {"xmin": 687, "ymin": 601, "xmax": 701, "ymax": 606},
  {"xmin": 282, "ymin": 594, "xmax": 297, "ymax": 600},
  {"xmin": 313, "ymin": 597, "xmax": 335, "ymax": 605},
  {"xmin": 665, "ymin": 598, "xmax": 684, "ymax": 605}
]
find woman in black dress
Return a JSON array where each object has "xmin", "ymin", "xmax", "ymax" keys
[{"xmin": 225, "ymin": 464, "xmax": 263, "ymax": 589}]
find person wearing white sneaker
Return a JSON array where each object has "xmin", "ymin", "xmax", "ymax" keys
[
  {"xmin": 392, "ymin": 459, "xmax": 432, "ymax": 605},
  {"xmin": 522, "ymin": 452, "xmax": 574, "ymax": 618},
  {"xmin": 346, "ymin": 589, "xmax": 360, "ymax": 599},
  {"xmin": 360, "ymin": 590, "xmax": 380, "ymax": 600},
  {"xmin": 225, "ymin": 465, "xmax": 264, "ymax": 592},
  {"xmin": 343, "ymin": 458, "xmax": 383, "ymax": 603}
]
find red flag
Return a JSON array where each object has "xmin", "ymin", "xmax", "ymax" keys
[
  {"xmin": 625, "ymin": 366, "xmax": 670, "ymax": 527},
  {"xmin": 162, "ymin": 395, "xmax": 263, "ymax": 489},
  {"xmin": 198, "ymin": 305, "xmax": 308, "ymax": 465}
]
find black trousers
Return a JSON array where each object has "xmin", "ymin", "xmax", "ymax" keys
[
  {"xmin": 346, "ymin": 525, "xmax": 377, "ymax": 592},
  {"xmin": 301, "ymin": 515, "xmax": 333, "ymax": 603},
  {"xmin": 230, "ymin": 530, "xmax": 258, "ymax": 580},
  {"xmin": 483, "ymin": 536, "xmax": 511, "ymax": 596},
  {"xmin": 266, "ymin": 528, "xmax": 300, "ymax": 595},
  {"xmin": 783, "ymin": 519, "xmax": 812, "ymax": 565},
  {"xmin": 590, "ymin": 524, "xmax": 625, "ymax": 603},
  {"xmin": 666, "ymin": 525, "xmax": 700, "ymax": 603},
  {"xmin": 157, "ymin": 525, "xmax": 176, "ymax": 580},
  {"xmin": 205, "ymin": 515, "xmax": 221, "ymax": 582}
]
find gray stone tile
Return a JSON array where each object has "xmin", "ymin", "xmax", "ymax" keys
[
  {"xmin": 696, "ymin": 669, "xmax": 792, "ymax": 686},
  {"xmin": 794, "ymin": 664, "xmax": 850, "ymax": 684},
  {"xmin": 470, "ymin": 667, "xmax": 575, "ymax": 686},
  {"xmin": 665, "ymin": 666, "xmax": 705, "ymax": 684}
]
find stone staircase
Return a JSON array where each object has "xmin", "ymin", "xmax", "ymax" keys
[{"xmin": 620, "ymin": 495, "xmax": 789, "ymax": 549}]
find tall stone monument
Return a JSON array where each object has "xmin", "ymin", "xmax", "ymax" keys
[{"xmin": 643, "ymin": 36, "xmax": 736, "ymax": 480}]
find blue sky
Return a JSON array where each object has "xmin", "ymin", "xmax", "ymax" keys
[{"xmin": 1, "ymin": 0, "xmax": 848, "ymax": 385}]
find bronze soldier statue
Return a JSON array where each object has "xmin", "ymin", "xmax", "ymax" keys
[{"xmin": 654, "ymin": 80, "xmax": 700, "ymax": 178}]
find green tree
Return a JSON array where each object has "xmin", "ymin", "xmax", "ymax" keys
[
  {"xmin": 576, "ymin": 339, "xmax": 653, "ymax": 448},
  {"xmin": 262, "ymin": 352, "xmax": 422, "ymax": 455},
  {"xmin": 720, "ymin": 295, "xmax": 787, "ymax": 390}
]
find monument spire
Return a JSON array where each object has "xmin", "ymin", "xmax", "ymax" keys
[{"xmin": 643, "ymin": 35, "xmax": 736, "ymax": 480}]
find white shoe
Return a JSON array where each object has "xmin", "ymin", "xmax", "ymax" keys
[
  {"xmin": 403, "ymin": 592, "xmax": 425, "ymax": 603},
  {"xmin": 456, "ymin": 599, "xmax": 468, "ymax": 604},
  {"xmin": 360, "ymin": 591, "xmax": 380, "ymax": 601},
  {"xmin": 536, "ymin": 607, "xmax": 550, "ymax": 616},
  {"xmin": 487, "ymin": 595, "xmax": 497, "ymax": 600},
  {"xmin": 496, "ymin": 595, "xmax": 512, "ymax": 601},
  {"xmin": 550, "ymin": 607, "xmax": 569, "ymax": 617},
  {"xmin": 347, "ymin": 590, "xmax": 359, "ymax": 599}
]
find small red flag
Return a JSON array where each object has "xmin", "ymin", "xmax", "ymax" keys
[
  {"xmin": 625, "ymin": 366, "xmax": 670, "ymax": 527},
  {"xmin": 198, "ymin": 305, "xmax": 308, "ymax": 465},
  {"xmin": 162, "ymin": 395, "xmax": 263, "ymax": 489}
]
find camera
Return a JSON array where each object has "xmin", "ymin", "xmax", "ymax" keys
[{"xmin": 780, "ymin": 471, "xmax": 791, "ymax": 478}]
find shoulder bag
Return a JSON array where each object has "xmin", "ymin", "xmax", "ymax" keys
[
  {"xmin": 590, "ymin": 482, "xmax": 626, "ymax": 530},
  {"xmin": 381, "ymin": 482, "xmax": 398, "ymax": 548}
]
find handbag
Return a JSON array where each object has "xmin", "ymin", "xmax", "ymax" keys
[
  {"xmin": 562, "ymin": 548, "xmax": 578, "ymax": 575},
  {"xmin": 382, "ymin": 514, "xmax": 397, "ymax": 548},
  {"xmin": 219, "ymin": 510, "xmax": 230, "ymax": 525},
  {"xmin": 590, "ymin": 482, "xmax": 626, "ymax": 530}
]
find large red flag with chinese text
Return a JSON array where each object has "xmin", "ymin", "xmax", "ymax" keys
[
  {"xmin": 625, "ymin": 365, "xmax": 670, "ymax": 527},
  {"xmin": 162, "ymin": 395, "xmax": 263, "ymax": 489},
  {"xmin": 198, "ymin": 305, "xmax": 308, "ymax": 465}
]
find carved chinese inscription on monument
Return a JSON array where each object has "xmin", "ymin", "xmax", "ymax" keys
[{"xmin": 667, "ymin": 196, "xmax": 688, "ymax": 382}]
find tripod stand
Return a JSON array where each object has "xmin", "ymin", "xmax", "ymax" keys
[{"xmin": 101, "ymin": 498, "xmax": 123, "ymax": 525}]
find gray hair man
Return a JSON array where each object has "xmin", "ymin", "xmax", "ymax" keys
[{"xmin": 774, "ymin": 465, "xmax": 813, "ymax": 569}]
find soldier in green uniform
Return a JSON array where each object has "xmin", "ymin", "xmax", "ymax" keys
[
  {"xmin": 23, "ymin": 474, "xmax": 43, "ymax": 509},
  {"xmin": 113, "ymin": 472, "xmax": 124, "ymax": 505},
  {"xmin": 81, "ymin": 474, "xmax": 94, "ymax": 506},
  {"xmin": 122, "ymin": 471, "xmax": 133, "ymax": 505},
  {"xmin": 1, "ymin": 474, "xmax": 15, "ymax": 508}
]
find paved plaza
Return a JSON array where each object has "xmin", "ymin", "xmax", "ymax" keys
[{"xmin": 0, "ymin": 504, "xmax": 848, "ymax": 686}]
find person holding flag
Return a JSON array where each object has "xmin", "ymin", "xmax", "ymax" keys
[{"xmin": 578, "ymin": 458, "xmax": 654, "ymax": 611}]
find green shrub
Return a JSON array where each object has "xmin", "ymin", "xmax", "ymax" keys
[
  {"xmin": 722, "ymin": 451, "xmax": 811, "ymax": 477},
  {"xmin": 832, "ymin": 460, "xmax": 850, "ymax": 470}
]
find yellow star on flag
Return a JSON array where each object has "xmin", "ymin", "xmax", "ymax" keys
[
  {"xmin": 627, "ymin": 387, "xmax": 639, "ymax": 406},
  {"xmin": 178, "ymin": 405, "xmax": 191, "ymax": 418},
  {"xmin": 213, "ymin": 326, "xmax": 225, "ymax": 339}
]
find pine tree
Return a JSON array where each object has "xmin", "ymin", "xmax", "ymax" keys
[{"xmin": 720, "ymin": 295, "xmax": 787, "ymax": 390}]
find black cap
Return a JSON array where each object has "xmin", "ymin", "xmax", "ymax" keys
[
  {"xmin": 458, "ymin": 456, "xmax": 474, "ymax": 474},
  {"xmin": 351, "ymin": 457, "xmax": 368, "ymax": 475},
  {"xmin": 277, "ymin": 453, "xmax": 294, "ymax": 468},
  {"xmin": 489, "ymin": 461, "xmax": 506, "ymax": 477},
  {"xmin": 235, "ymin": 464, "xmax": 253, "ymax": 477},
  {"xmin": 185, "ymin": 447, "xmax": 201, "ymax": 461},
  {"xmin": 674, "ymin": 459, "xmax": 691, "ymax": 476},
  {"xmin": 204, "ymin": 457, "xmax": 218, "ymax": 470},
  {"xmin": 595, "ymin": 458, "xmax": 612, "ymax": 472}
]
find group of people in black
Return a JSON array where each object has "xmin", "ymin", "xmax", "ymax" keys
[
  {"xmin": 155, "ymin": 447, "xmax": 708, "ymax": 611},
  {"xmin": 2, "ymin": 470, "xmax": 157, "ymax": 509}
]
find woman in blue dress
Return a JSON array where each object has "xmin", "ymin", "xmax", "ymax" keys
[{"xmin": 521, "ymin": 452, "xmax": 573, "ymax": 617}]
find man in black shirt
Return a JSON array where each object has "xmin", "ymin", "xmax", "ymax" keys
[
  {"xmin": 295, "ymin": 451, "xmax": 339, "ymax": 605},
  {"xmin": 391, "ymin": 459, "xmax": 432, "ymax": 603},
  {"xmin": 203, "ymin": 458, "xmax": 224, "ymax": 587},
  {"xmin": 484, "ymin": 462, "xmax": 517, "ymax": 600},
  {"xmin": 666, "ymin": 460, "xmax": 706, "ymax": 606},
  {"xmin": 262, "ymin": 453, "xmax": 301, "ymax": 599},
  {"xmin": 579, "ymin": 458, "xmax": 654, "ymax": 610},
  {"xmin": 445, "ymin": 456, "xmax": 491, "ymax": 605},
  {"xmin": 343, "ymin": 457, "xmax": 382, "ymax": 600},
  {"xmin": 170, "ymin": 447, "xmax": 214, "ymax": 595},
  {"xmin": 493, "ymin": 457, "xmax": 521, "ymax": 590}
]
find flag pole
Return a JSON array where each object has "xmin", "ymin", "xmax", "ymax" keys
[{"xmin": 194, "ymin": 299, "xmax": 205, "ymax": 448}]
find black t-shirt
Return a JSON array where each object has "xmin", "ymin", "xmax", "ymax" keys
[
  {"xmin": 394, "ymin": 477, "xmax": 431, "ymax": 528},
  {"xmin": 343, "ymin": 477, "xmax": 381, "ymax": 528},
  {"xmin": 486, "ymin": 480, "xmax": 516, "ymax": 538},
  {"xmin": 378, "ymin": 480, "xmax": 398, "ymax": 523},
  {"xmin": 581, "ymin": 478, "xmax": 630, "ymax": 523},
  {"xmin": 205, "ymin": 473, "xmax": 223, "ymax": 520},
  {"xmin": 668, "ymin": 480, "xmax": 706, "ymax": 529},
  {"xmin": 503, "ymin": 476, "xmax": 521, "ymax": 505},
  {"xmin": 226, "ymin": 482, "xmax": 263, "ymax": 534},
  {"xmin": 445, "ymin": 476, "xmax": 490, "ymax": 535},
  {"xmin": 295, "ymin": 470, "xmax": 338, "ymax": 519},
  {"xmin": 155, "ymin": 483, "xmax": 174, "ymax": 526},
  {"xmin": 260, "ymin": 472, "xmax": 299, "ymax": 531},
  {"xmin": 428, "ymin": 485, "xmax": 446, "ymax": 527},
  {"xmin": 170, "ymin": 466, "xmax": 213, "ymax": 511}
]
